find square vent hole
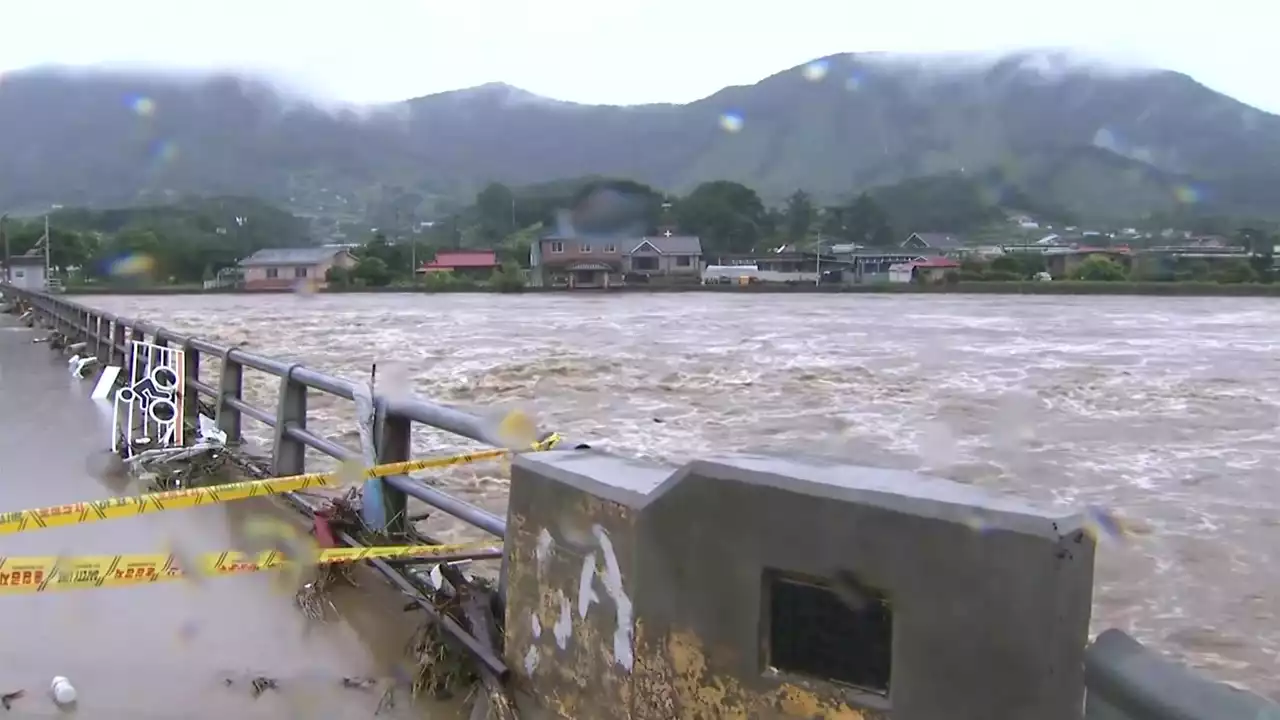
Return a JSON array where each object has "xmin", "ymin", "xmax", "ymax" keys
[{"xmin": 766, "ymin": 569, "xmax": 892, "ymax": 695}]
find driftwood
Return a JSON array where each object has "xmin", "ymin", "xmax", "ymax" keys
[{"xmin": 459, "ymin": 588, "xmax": 518, "ymax": 720}]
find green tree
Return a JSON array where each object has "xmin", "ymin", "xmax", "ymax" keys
[
  {"xmin": 1211, "ymin": 259, "xmax": 1256, "ymax": 284},
  {"xmin": 355, "ymin": 233, "xmax": 413, "ymax": 279},
  {"xmin": 783, "ymin": 190, "xmax": 815, "ymax": 241},
  {"xmin": 352, "ymin": 256, "xmax": 392, "ymax": 286},
  {"xmin": 1072, "ymin": 255, "xmax": 1127, "ymax": 281},
  {"xmin": 487, "ymin": 262, "xmax": 526, "ymax": 292},
  {"xmin": 842, "ymin": 193, "xmax": 896, "ymax": 247},
  {"xmin": 325, "ymin": 265, "xmax": 353, "ymax": 287},
  {"xmin": 475, "ymin": 182, "xmax": 517, "ymax": 242},
  {"xmin": 676, "ymin": 181, "xmax": 766, "ymax": 256}
]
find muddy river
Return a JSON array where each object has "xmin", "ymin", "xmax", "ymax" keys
[{"xmin": 79, "ymin": 291, "xmax": 1280, "ymax": 700}]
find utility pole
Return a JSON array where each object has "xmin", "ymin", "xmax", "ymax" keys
[
  {"xmin": 1, "ymin": 214, "xmax": 9, "ymax": 284},
  {"xmin": 43, "ymin": 215, "xmax": 50, "ymax": 289}
]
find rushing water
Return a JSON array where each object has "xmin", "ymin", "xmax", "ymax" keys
[{"xmin": 80, "ymin": 292, "xmax": 1280, "ymax": 699}]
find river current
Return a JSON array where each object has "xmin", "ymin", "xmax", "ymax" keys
[{"xmin": 79, "ymin": 292, "xmax": 1280, "ymax": 699}]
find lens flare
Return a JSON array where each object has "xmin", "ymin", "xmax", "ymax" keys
[{"xmin": 106, "ymin": 252, "xmax": 156, "ymax": 278}]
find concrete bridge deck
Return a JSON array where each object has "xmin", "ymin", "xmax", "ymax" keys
[{"xmin": 0, "ymin": 317, "xmax": 457, "ymax": 718}]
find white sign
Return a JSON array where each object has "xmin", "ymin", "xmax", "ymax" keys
[{"xmin": 111, "ymin": 341, "xmax": 185, "ymax": 456}]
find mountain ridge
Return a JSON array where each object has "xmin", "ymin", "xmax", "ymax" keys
[{"xmin": 1, "ymin": 49, "xmax": 1278, "ymax": 223}]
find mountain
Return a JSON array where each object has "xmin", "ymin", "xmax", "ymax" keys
[{"xmin": 2, "ymin": 50, "xmax": 1279, "ymax": 222}]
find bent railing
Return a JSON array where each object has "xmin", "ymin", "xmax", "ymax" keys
[{"xmin": 4, "ymin": 285, "xmax": 1277, "ymax": 720}]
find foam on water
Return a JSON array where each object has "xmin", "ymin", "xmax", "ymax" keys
[{"xmin": 79, "ymin": 292, "xmax": 1280, "ymax": 701}]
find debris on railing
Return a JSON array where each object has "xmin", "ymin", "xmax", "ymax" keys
[
  {"xmin": 211, "ymin": 443, "xmax": 515, "ymax": 715},
  {"xmin": 3, "ymin": 288, "xmax": 575, "ymax": 719},
  {"xmin": 123, "ymin": 415, "xmax": 233, "ymax": 491},
  {"xmin": 67, "ymin": 353, "xmax": 98, "ymax": 379}
]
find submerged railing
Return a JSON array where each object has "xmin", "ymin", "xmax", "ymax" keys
[{"xmin": 4, "ymin": 285, "xmax": 1277, "ymax": 720}]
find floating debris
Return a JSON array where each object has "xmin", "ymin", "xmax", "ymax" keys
[
  {"xmin": 341, "ymin": 676, "xmax": 377, "ymax": 691},
  {"xmin": 250, "ymin": 676, "xmax": 278, "ymax": 698},
  {"xmin": 1, "ymin": 689, "xmax": 22, "ymax": 710},
  {"xmin": 49, "ymin": 677, "xmax": 76, "ymax": 706}
]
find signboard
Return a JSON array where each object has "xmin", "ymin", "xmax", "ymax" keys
[{"xmin": 111, "ymin": 341, "xmax": 185, "ymax": 456}]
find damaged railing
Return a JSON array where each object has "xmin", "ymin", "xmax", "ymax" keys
[{"xmin": 1, "ymin": 285, "xmax": 587, "ymax": 694}]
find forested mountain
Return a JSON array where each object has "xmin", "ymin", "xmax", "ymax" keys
[{"xmin": 2, "ymin": 50, "xmax": 1278, "ymax": 222}]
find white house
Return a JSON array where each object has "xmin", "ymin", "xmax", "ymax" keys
[{"xmin": 5, "ymin": 253, "xmax": 47, "ymax": 290}]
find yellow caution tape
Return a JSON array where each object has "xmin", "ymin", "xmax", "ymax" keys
[
  {"xmin": 0, "ymin": 434, "xmax": 562, "ymax": 536},
  {"xmin": 0, "ymin": 542, "xmax": 499, "ymax": 594}
]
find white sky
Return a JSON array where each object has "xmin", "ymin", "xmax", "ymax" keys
[{"xmin": 1, "ymin": 0, "xmax": 1275, "ymax": 111}]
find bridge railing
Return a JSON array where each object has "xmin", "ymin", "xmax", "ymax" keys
[
  {"xmin": 5, "ymin": 285, "xmax": 1278, "ymax": 720},
  {"xmin": 2, "ymin": 285, "xmax": 586, "ymax": 541}
]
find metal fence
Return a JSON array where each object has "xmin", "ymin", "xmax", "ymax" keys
[
  {"xmin": 2, "ymin": 285, "xmax": 587, "ymax": 679},
  {"xmin": 4, "ymin": 285, "xmax": 586, "ymax": 539}
]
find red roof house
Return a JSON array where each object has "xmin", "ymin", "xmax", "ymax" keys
[
  {"xmin": 418, "ymin": 250, "xmax": 500, "ymax": 274},
  {"xmin": 910, "ymin": 257, "xmax": 961, "ymax": 270}
]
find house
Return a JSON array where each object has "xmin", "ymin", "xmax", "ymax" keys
[
  {"xmin": 238, "ymin": 247, "xmax": 358, "ymax": 291},
  {"xmin": 903, "ymin": 232, "xmax": 964, "ymax": 252},
  {"xmin": 624, "ymin": 234, "xmax": 703, "ymax": 278},
  {"xmin": 531, "ymin": 235, "xmax": 626, "ymax": 289},
  {"xmin": 4, "ymin": 252, "xmax": 48, "ymax": 290},
  {"xmin": 418, "ymin": 250, "xmax": 500, "ymax": 280},
  {"xmin": 902, "ymin": 233, "xmax": 965, "ymax": 255},
  {"xmin": 836, "ymin": 249, "xmax": 929, "ymax": 283},
  {"xmin": 710, "ymin": 251, "xmax": 847, "ymax": 283},
  {"xmin": 530, "ymin": 231, "xmax": 704, "ymax": 289},
  {"xmin": 888, "ymin": 257, "xmax": 961, "ymax": 284}
]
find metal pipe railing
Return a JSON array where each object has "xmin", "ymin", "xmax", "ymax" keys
[
  {"xmin": 0, "ymin": 285, "xmax": 600, "ymax": 680},
  {"xmin": 0, "ymin": 286, "xmax": 589, "ymax": 539}
]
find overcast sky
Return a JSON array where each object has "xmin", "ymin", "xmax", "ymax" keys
[{"xmin": 1, "ymin": 0, "xmax": 1274, "ymax": 111}]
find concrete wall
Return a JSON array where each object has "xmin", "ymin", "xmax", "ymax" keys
[{"xmin": 503, "ymin": 451, "xmax": 1096, "ymax": 720}]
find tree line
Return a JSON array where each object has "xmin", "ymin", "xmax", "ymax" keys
[
  {"xmin": 3, "ymin": 196, "xmax": 312, "ymax": 284},
  {"xmin": 14, "ymin": 171, "xmax": 1280, "ymax": 289}
]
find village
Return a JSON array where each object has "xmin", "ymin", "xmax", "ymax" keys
[
  {"xmin": 13, "ymin": 215, "xmax": 1252, "ymax": 293},
  {"xmin": 497, "ymin": 220, "xmax": 1263, "ymax": 289}
]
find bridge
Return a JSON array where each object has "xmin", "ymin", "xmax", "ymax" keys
[{"xmin": 1, "ymin": 285, "xmax": 1276, "ymax": 720}]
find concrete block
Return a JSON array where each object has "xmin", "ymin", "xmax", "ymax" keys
[{"xmin": 503, "ymin": 451, "xmax": 1095, "ymax": 720}]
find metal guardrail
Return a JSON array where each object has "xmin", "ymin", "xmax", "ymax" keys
[
  {"xmin": 2, "ymin": 285, "xmax": 591, "ymax": 680},
  {"xmin": 1084, "ymin": 629, "xmax": 1280, "ymax": 720},
  {"xmin": 3, "ymin": 285, "xmax": 585, "ymax": 541}
]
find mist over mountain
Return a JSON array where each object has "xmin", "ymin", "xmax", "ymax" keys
[{"xmin": 1, "ymin": 49, "xmax": 1278, "ymax": 222}]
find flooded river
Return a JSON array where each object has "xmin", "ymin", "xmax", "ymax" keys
[{"xmin": 80, "ymin": 291, "xmax": 1280, "ymax": 700}]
